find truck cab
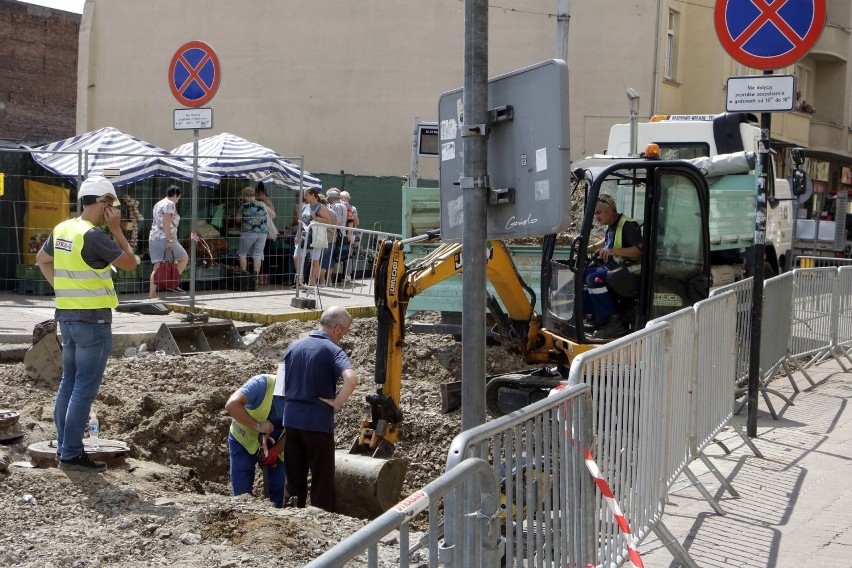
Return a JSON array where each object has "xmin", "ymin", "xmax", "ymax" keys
[{"xmin": 606, "ymin": 113, "xmax": 794, "ymax": 274}]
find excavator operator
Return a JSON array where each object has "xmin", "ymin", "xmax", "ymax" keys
[{"xmin": 583, "ymin": 193, "xmax": 643, "ymax": 339}]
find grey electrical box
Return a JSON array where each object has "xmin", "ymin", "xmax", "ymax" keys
[{"xmin": 438, "ymin": 59, "xmax": 570, "ymax": 241}]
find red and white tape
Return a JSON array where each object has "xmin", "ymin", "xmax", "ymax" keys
[
  {"xmin": 584, "ymin": 447, "xmax": 644, "ymax": 568},
  {"xmin": 550, "ymin": 385, "xmax": 644, "ymax": 568}
]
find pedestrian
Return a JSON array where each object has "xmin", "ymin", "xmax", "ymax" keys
[
  {"xmin": 320, "ymin": 188, "xmax": 349, "ymax": 286},
  {"xmin": 283, "ymin": 306, "xmax": 358, "ymax": 511},
  {"xmin": 255, "ymin": 183, "xmax": 277, "ymax": 286},
  {"xmin": 225, "ymin": 373, "xmax": 287, "ymax": 507},
  {"xmin": 293, "ymin": 187, "xmax": 333, "ymax": 288},
  {"xmin": 149, "ymin": 185, "xmax": 189, "ymax": 299},
  {"xmin": 235, "ymin": 185, "xmax": 272, "ymax": 289},
  {"xmin": 339, "ymin": 190, "xmax": 359, "ymax": 229},
  {"xmin": 35, "ymin": 175, "xmax": 138, "ymax": 472}
]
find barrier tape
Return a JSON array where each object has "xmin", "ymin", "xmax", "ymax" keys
[
  {"xmin": 584, "ymin": 447, "xmax": 644, "ymax": 568},
  {"xmin": 552, "ymin": 385, "xmax": 644, "ymax": 568}
]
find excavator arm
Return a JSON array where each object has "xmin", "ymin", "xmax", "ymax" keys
[{"xmin": 351, "ymin": 232, "xmax": 585, "ymax": 456}]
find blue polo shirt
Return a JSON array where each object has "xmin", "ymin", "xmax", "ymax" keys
[
  {"xmin": 283, "ymin": 330, "xmax": 353, "ymax": 433},
  {"xmin": 239, "ymin": 374, "xmax": 286, "ymax": 439}
]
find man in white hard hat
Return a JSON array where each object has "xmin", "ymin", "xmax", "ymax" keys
[{"xmin": 36, "ymin": 175, "xmax": 138, "ymax": 473}]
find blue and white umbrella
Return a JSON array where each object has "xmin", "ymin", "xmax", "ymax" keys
[
  {"xmin": 171, "ymin": 132, "xmax": 322, "ymax": 190},
  {"xmin": 31, "ymin": 127, "xmax": 220, "ymax": 187}
]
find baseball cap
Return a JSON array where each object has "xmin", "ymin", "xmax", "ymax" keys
[
  {"xmin": 78, "ymin": 176, "xmax": 120, "ymax": 206},
  {"xmin": 597, "ymin": 194, "xmax": 616, "ymax": 210},
  {"xmin": 327, "ymin": 188, "xmax": 341, "ymax": 199}
]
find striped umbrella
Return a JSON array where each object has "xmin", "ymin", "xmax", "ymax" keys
[
  {"xmin": 171, "ymin": 132, "xmax": 321, "ymax": 190},
  {"xmin": 30, "ymin": 127, "xmax": 220, "ymax": 187}
]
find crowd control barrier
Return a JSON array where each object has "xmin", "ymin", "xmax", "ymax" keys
[
  {"xmin": 303, "ymin": 458, "xmax": 503, "ymax": 568},
  {"xmin": 794, "ymin": 255, "xmax": 852, "ymax": 268},
  {"xmin": 834, "ymin": 267, "xmax": 852, "ymax": 366},
  {"xmin": 293, "ymin": 222, "xmax": 398, "ymax": 303},
  {"xmin": 310, "ymin": 266, "xmax": 852, "ymax": 567},
  {"xmin": 444, "ymin": 384, "xmax": 596, "ymax": 568}
]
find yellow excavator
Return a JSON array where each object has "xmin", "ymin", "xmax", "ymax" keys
[{"xmin": 340, "ymin": 145, "xmax": 769, "ymax": 517}]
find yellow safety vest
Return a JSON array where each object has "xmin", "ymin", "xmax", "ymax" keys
[
  {"xmin": 229, "ymin": 374, "xmax": 283, "ymax": 461},
  {"xmin": 52, "ymin": 218, "xmax": 118, "ymax": 310},
  {"xmin": 611, "ymin": 214, "xmax": 641, "ymax": 272}
]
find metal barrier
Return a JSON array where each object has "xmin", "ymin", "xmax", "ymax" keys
[
  {"xmin": 710, "ymin": 278, "xmax": 753, "ymax": 386},
  {"xmin": 304, "ymin": 457, "xmax": 503, "ymax": 568},
  {"xmin": 445, "ymin": 384, "xmax": 596, "ymax": 568},
  {"xmin": 790, "ymin": 267, "xmax": 838, "ymax": 366},
  {"xmin": 833, "ymin": 267, "xmax": 852, "ymax": 366},
  {"xmin": 293, "ymin": 222, "xmax": 398, "ymax": 303},
  {"xmin": 794, "ymin": 255, "xmax": 852, "ymax": 268},
  {"xmin": 565, "ymin": 325, "xmax": 700, "ymax": 568}
]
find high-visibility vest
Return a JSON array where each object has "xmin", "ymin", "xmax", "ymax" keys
[
  {"xmin": 52, "ymin": 218, "xmax": 118, "ymax": 310},
  {"xmin": 612, "ymin": 214, "xmax": 641, "ymax": 273},
  {"xmin": 229, "ymin": 374, "xmax": 283, "ymax": 462}
]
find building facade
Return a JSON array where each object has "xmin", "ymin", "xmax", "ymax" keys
[
  {"xmin": 77, "ymin": 0, "xmax": 851, "ymax": 218},
  {"xmin": 0, "ymin": 0, "xmax": 80, "ymax": 144}
]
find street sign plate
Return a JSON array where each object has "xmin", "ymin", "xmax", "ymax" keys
[
  {"xmin": 714, "ymin": 0, "xmax": 826, "ymax": 70},
  {"xmin": 726, "ymin": 74, "xmax": 796, "ymax": 112},
  {"xmin": 174, "ymin": 108, "xmax": 213, "ymax": 130},
  {"xmin": 169, "ymin": 41, "xmax": 221, "ymax": 107}
]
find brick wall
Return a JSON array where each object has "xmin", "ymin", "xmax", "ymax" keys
[{"xmin": 0, "ymin": 0, "xmax": 80, "ymax": 144}]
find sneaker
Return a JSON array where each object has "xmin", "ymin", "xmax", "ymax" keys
[{"xmin": 58, "ymin": 452, "xmax": 107, "ymax": 473}]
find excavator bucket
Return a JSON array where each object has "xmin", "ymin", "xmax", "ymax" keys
[
  {"xmin": 334, "ymin": 450, "xmax": 409, "ymax": 518},
  {"xmin": 154, "ymin": 322, "xmax": 243, "ymax": 355}
]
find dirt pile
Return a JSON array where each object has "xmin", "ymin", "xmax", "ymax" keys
[{"xmin": 0, "ymin": 313, "xmax": 529, "ymax": 566}]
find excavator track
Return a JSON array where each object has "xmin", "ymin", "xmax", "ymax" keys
[{"xmin": 485, "ymin": 368, "xmax": 567, "ymax": 417}]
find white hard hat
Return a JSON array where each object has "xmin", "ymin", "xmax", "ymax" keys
[{"xmin": 78, "ymin": 176, "xmax": 119, "ymax": 206}]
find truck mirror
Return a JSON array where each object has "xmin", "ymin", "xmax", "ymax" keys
[
  {"xmin": 791, "ymin": 147, "xmax": 805, "ymax": 167},
  {"xmin": 791, "ymin": 169, "xmax": 807, "ymax": 196}
]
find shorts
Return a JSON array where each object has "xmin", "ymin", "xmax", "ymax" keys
[
  {"xmin": 149, "ymin": 239, "xmax": 188, "ymax": 263},
  {"xmin": 239, "ymin": 232, "xmax": 267, "ymax": 260}
]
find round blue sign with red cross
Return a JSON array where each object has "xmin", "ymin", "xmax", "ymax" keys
[
  {"xmin": 169, "ymin": 41, "xmax": 221, "ymax": 108},
  {"xmin": 715, "ymin": 0, "xmax": 826, "ymax": 70}
]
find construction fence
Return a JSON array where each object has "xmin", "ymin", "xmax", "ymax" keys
[
  {"xmin": 0, "ymin": 147, "xmax": 401, "ymax": 307},
  {"xmin": 311, "ymin": 265, "xmax": 852, "ymax": 567}
]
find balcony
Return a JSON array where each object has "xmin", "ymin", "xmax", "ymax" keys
[
  {"xmin": 772, "ymin": 111, "xmax": 810, "ymax": 147},
  {"xmin": 810, "ymin": 24, "xmax": 850, "ymax": 62},
  {"xmin": 809, "ymin": 120, "xmax": 852, "ymax": 159}
]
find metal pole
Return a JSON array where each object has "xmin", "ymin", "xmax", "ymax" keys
[
  {"xmin": 461, "ymin": 0, "xmax": 488, "ymax": 434},
  {"xmin": 556, "ymin": 0, "xmax": 569, "ymax": 62},
  {"xmin": 188, "ymin": 129, "xmax": 199, "ymax": 319},
  {"xmin": 747, "ymin": 75, "xmax": 771, "ymax": 437},
  {"xmin": 627, "ymin": 88, "xmax": 640, "ymax": 157},
  {"xmin": 410, "ymin": 117, "xmax": 420, "ymax": 188}
]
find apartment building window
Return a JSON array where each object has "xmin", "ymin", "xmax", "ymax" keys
[
  {"xmin": 665, "ymin": 10, "xmax": 680, "ymax": 81},
  {"xmin": 795, "ymin": 63, "xmax": 814, "ymax": 114}
]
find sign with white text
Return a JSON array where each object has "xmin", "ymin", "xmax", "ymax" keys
[
  {"xmin": 726, "ymin": 74, "xmax": 796, "ymax": 113},
  {"xmin": 174, "ymin": 107, "xmax": 213, "ymax": 130}
]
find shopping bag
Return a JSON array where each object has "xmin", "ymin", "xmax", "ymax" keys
[
  {"xmin": 266, "ymin": 211, "xmax": 279, "ymax": 239},
  {"xmin": 154, "ymin": 252, "xmax": 181, "ymax": 290},
  {"xmin": 309, "ymin": 221, "xmax": 328, "ymax": 249}
]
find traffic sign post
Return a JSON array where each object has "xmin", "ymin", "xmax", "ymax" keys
[
  {"xmin": 715, "ymin": 0, "xmax": 825, "ymax": 438},
  {"xmin": 169, "ymin": 41, "xmax": 222, "ymax": 321}
]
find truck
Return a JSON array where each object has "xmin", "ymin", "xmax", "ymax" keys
[{"xmin": 607, "ymin": 112, "xmax": 795, "ymax": 275}]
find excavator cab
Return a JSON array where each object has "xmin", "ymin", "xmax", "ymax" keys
[{"xmin": 541, "ymin": 157, "xmax": 711, "ymax": 343}]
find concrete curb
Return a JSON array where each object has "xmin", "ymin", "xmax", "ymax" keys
[{"xmin": 164, "ymin": 303, "xmax": 377, "ymax": 325}]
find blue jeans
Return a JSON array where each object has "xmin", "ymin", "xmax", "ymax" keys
[
  {"xmin": 228, "ymin": 433, "xmax": 286, "ymax": 508},
  {"xmin": 55, "ymin": 321, "xmax": 112, "ymax": 460}
]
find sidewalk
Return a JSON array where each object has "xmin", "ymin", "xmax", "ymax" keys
[
  {"xmin": 640, "ymin": 357, "xmax": 852, "ymax": 567},
  {"xmin": 0, "ymin": 286, "xmax": 377, "ymax": 356}
]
